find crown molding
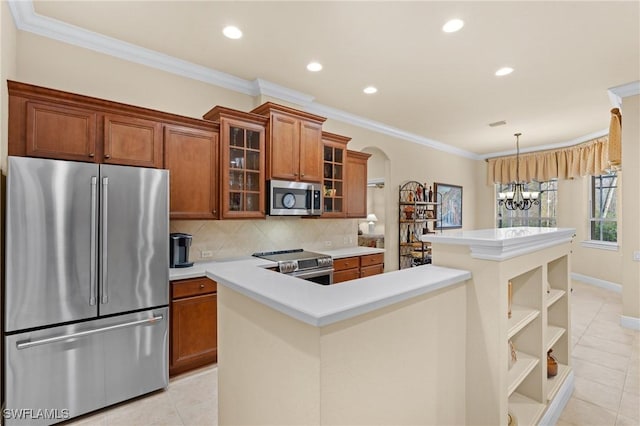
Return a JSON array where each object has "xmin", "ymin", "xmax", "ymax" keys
[
  {"xmin": 480, "ymin": 128, "xmax": 609, "ymax": 160},
  {"xmin": 252, "ymin": 78, "xmax": 315, "ymax": 107},
  {"xmin": 607, "ymin": 80, "xmax": 640, "ymax": 110},
  {"xmin": 8, "ymin": 0, "xmax": 482, "ymax": 161},
  {"xmin": 11, "ymin": 0, "xmax": 607, "ymax": 163},
  {"xmin": 7, "ymin": 0, "xmax": 255, "ymax": 96},
  {"xmin": 306, "ymin": 103, "xmax": 481, "ymax": 160}
]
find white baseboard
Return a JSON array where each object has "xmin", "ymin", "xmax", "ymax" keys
[
  {"xmin": 571, "ymin": 273, "xmax": 640, "ymax": 330},
  {"xmin": 538, "ymin": 370, "xmax": 574, "ymax": 426},
  {"xmin": 570, "ymin": 273, "xmax": 621, "ymax": 293},
  {"xmin": 621, "ymin": 315, "xmax": 640, "ymax": 331}
]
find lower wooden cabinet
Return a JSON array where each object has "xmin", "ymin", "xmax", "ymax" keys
[
  {"xmin": 170, "ymin": 277, "xmax": 217, "ymax": 376},
  {"xmin": 333, "ymin": 253, "xmax": 384, "ymax": 283}
]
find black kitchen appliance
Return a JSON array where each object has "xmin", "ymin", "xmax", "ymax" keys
[{"xmin": 170, "ymin": 233, "xmax": 194, "ymax": 268}]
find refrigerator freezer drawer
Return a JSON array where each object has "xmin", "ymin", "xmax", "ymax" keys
[{"xmin": 4, "ymin": 308, "xmax": 168, "ymax": 425}]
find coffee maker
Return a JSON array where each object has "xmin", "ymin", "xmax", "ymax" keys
[{"xmin": 170, "ymin": 233, "xmax": 194, "ymax": 268}]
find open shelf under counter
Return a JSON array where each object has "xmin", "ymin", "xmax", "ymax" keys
[
  {"xmin": 508, "ymin": 351, "xmax": 539, "ymax": 396},
  {"xmin": 508, "ymin": 306, "xmax": 540, "ymax": 339},
  {"xmin": 545, "ymin": 325, "xmax": 566, "ymax": 351},
  {"xmin": 547, "ymin": 363, "xmax": 571, "ymax": 401},
  {"xmin": 546, "ymin": 288, "xmax": 566, "ymax": 308},
  {"xmin": 509, "ymin": 392, "xmax": 546, "ymax": 426}
]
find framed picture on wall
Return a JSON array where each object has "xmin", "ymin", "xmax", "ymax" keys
[{"xmin": 434, "ymin": 183, "xmax": 462, "ymax": 229}]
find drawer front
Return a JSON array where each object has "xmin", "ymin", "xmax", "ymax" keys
[
  {"xmin": 360, "ymin": 264, "xmax": 384, "ymax": 278},
  {"xmin": 172, "ymin": 277, "xmax": 217, "ymax": 299},
  {"xmin": 333, "ymin": 269, "xmax": 360, "ymax": 284},
  {"xmin": 361, "ymin": 253, "xmax": 384, "ymax": 267},
  {"xmin": 333, "ymin": 256, "xmax": 360, "ymax": 272}
]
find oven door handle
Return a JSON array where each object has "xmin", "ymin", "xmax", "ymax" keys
[{"xmin": 290, "ymin": 267, "xmax": 334, "ymax": 280}]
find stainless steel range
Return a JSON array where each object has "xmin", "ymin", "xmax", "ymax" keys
[{"xmin": 253, "ymin": 249, "xmax": 334, "ymax": 285}]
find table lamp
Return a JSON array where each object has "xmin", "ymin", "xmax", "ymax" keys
[{"xmin": 366, "ymin": 213, "xmax": 378, "ymax": 234}]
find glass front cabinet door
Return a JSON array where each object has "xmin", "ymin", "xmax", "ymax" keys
[
  {"xmin": 205, "ymin": 106, "xmax": 268, "ymax": 219},
  {"xmin": 321, "ymin": 132, "xmax": 350, "ymax": 217}
]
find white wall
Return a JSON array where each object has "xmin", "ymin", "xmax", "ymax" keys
[
  {"xmin": 0, "ymin": 0, "xmax": 18, "ymax": 409},
  {"xmin": 9, "ymin": 30, "xmax": 485, "ymax": 270}
]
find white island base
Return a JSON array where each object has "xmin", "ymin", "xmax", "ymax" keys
[{"xmin": 211, "ymin": 264, "xmax": 471, "ymax": 425}]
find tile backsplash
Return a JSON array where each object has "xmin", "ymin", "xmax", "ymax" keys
[{"xmin": 170, "ymin": 217, "xmax": 359, "ymax": 262}]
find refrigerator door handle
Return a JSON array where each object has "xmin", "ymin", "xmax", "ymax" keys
[
  {"xmin": 101, "ymin": 176, "xmax": 109, "ymax": 304},
  {"xmin": 90, "ymin": 176, "xmax": 98, "ymax": 306},
  {"xmin": 15, "ymin": 315, "xmax": 164, "ymax": 350}
]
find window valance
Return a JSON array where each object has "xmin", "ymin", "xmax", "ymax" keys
[{"xmin": 487, "ymin": 136, "xmax": 609, "ymax": 184}]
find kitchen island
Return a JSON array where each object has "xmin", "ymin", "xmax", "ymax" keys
[
  {"xmin": 203, "ymin": 257, "xmax": 471, "ymax": 425},
  {"xmin": 425, "ymin": 227, "xmax": 576, "ymax": 426}
]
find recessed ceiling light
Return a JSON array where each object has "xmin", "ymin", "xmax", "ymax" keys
[
  {"xmin": 495, "ymin": 67, "xmax": 514, "ymax": 76},
  {"xmin": 307, "ymin": 62, "xmax": 323, "ymax": 72},
  {"xmin": 363, "ymin": 86, "xmax": 378, "ymax": 94},
  {"xmin": 223, "ymin": 26, "xmax": 242, "ymax": 39},
  {"xmin": 442, "ymin": 19, "xmax": 464, "ymax": 33}
]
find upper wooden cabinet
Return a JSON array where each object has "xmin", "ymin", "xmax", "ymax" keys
[
  {"xmin": 251, "ymin": 102, "xmax": 326, "ymax": 183},
  {"xmin": 164, "ymin": 124, "xmax": 219, "ymax": 220},
  {"xmin": 204, "ymin": 106, "xmax": 268, "ymax": 219},
  {"xmin": 346, "ymin": 150, "xmax": 372, "ymax": 218},
  {"xmin": 25, "ymin": 100, "xmax": 98, "ymax": 162},
  {"xmin": 9, "ymin": 80, "xmax": 209, "ymax": 169},
  {"xmin": 322, "ymin": 131, "xmax": 351, "ymax": 218},
  {"xmin": 103, "ymin": 113, "xmax": 163, "ymax": 168}
]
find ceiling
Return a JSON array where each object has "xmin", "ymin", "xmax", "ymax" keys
[{"xmin": 20, "ymin": 1, "xmax": 640, "ymax": 157}]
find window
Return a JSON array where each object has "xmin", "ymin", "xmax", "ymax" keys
[
  {"xmin": 590, "ymin": 173, "xmax": 617, "ymax": 242},
  {"xmin": 496, "ymin": 180, "xmax": 557, "ymax": 228}
]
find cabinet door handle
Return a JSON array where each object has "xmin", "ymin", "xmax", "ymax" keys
[
  {"xmin": 301, "ymin": 173, "xmax": 305, "ymax": 177},
  {"xmin": 88, "ymin": 153, "xmax": 95, "ymax": 158},
  {"xmin": 200, "ymin": 284, "xmax": 205, "ymax": 289},
  {"xmin": 104, "ymin": 154, "xmax": 111, "ymax": 159}
]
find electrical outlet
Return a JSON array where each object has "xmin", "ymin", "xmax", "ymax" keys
[
  {"xmin": 324, "ymin": 241, "xmax": 332, "ymax": 247},
  {"xmin": 201, "ymin": 250, "xmax": 213, "ymax": 258},
  {"xmin": 633, "ymin": 251, "xmax": 640, "ymax": 262}
]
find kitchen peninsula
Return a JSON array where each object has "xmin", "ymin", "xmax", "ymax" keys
[
  {"xmin": 207, "ymin": 259, "xmax": 471, "ymax": 425},
  {"xmin": 169, "ymin": 227, "xmax": 574, "ymax": 425}
]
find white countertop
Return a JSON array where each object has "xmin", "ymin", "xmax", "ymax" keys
[
  {"xmin": 204, "ymin": 259, "xmax": 470, "ymax": 327},
  {"xmin": 315, "ymin": 246, "xmax": 385, "ymax": 258},
  {"xmin": 170, "ymin": 248, "xmax": 385, "ymax": 281},
  {"xmin": 170, "ymin": 257, "xmax": 276, "ymax": 281},
  {"xmin": 422, "ymin": 226, "xmax": 576, "ymax": 261}
]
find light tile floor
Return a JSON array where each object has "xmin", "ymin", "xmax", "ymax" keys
[
  {"xmin": 557, "ymin": 281, "xmax": 639, "ymax": 426},
  {"xmin": 64, "ymin": 281, "xmax": 639, "ymax": 426}
]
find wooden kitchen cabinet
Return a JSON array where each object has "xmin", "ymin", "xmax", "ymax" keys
[
  {"xmin": 359, "ymin": 253, "xmax": 385, "ymax": 277},
  {"xmin": 170, "ymin": 277, "xmax": 218, "ymax": 376},
  {"xmin": 252, "ymin": 102, "xmax": 326, "ymax": 183},
  {"xmin": 204, "ymin": 106, "xmax": 268, "ymax": 219},
  {"xmin": 333, "ymin": 253, "xmax": 384, "ymax": 283},
  {"xmin": 103, "ymin": 113, "xmax": 163, "ymax": 168},
  {"xmin": 322, "ymin": 132, "xmax": 350, "ymax": 217},
  {"xmin": 24, "ymin": 100, "xmax": 98, "ymax": 162},
  {"xmin": 346, "ymin": 150, "xmax": 371, "ymax": 218},
  {"xmin": 333, "ymin": 256, "xmax": 361, "ymax": 283},
  {"xmin": 164, "ymin": 124, "xmax": 219, "ymax": 219},
  {"xmin": 9, "ymin": 80, "xmax": 216, "ymax": 170}
]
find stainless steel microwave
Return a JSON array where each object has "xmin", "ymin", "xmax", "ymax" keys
[{"xmin": 268, "ymin": 180, "xmax": 322, "ymax": 216}]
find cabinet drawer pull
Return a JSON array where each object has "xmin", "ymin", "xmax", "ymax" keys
[
  {"xmin": 200, "ymin": 284, "xmax": 205, "ymax": 289},
  {"xmin": 104, "ymin": 154, "xmax": 111, "ymax": 159},
  {"xmin": 88, "ymin": 153, "xmax": 95, "ymax": 158}
]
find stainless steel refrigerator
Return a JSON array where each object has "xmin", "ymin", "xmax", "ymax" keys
[{"xmin": 4, "ymin": 156, "xmax": 169, "ymax": 425}]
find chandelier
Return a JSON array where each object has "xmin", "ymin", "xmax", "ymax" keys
[{"xmin": 498, "ymin": 133, "xmax": 540, "ymax": 211}]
